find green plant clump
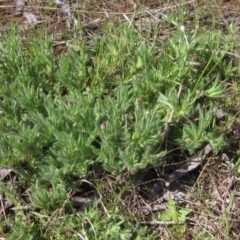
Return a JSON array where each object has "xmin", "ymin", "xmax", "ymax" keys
[{"xmin": 0, "ymin": 13, "xmax": 239, "ymax": 238}]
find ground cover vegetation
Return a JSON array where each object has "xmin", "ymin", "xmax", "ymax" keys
[{"xmin": 0, "ymin": 0, "xmax": 240, "ymax": 239}]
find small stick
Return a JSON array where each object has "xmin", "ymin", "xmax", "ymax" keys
[
  {"xmin": 0, "ymin": 198, "xmax": 7, "ymax": 220},
  {"xmin": 139, "ymin": 220, "xmax": 184, "ymax": 226}
]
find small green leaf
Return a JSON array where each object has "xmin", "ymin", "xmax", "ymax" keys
[
  {"xmin": 168, "ymin": 199, "xmax": 177, "ymax": 213},
  {"xmin": 179, "ymin": 208, "xmax": 192, "ymax": 217},
  {"xmin": 159, "ymin": 212, "xmax": 172, "ymax": 221},
  {"xmin": 178, "ymin": 215, "xmax": 186, "ymax": 223}
]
